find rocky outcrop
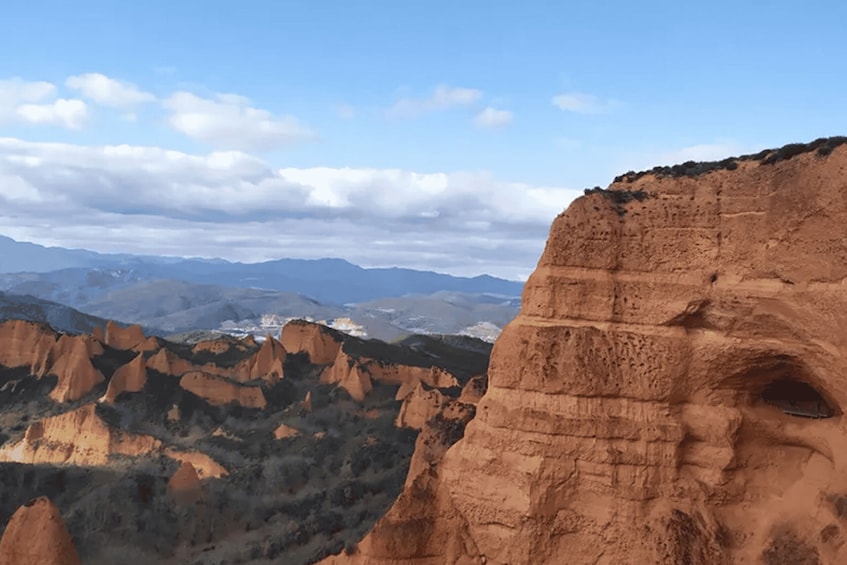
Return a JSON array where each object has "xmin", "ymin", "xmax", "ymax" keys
[
  {"xmin": 146, "ymin": 347, "xmax": 193, "ymax": 375},
  {"xmin": 179, "ymin": 371, "xmax": 267, "ymax": 409},
  {"xmin": 281, "ymin": 319, "xmax": 343, "ymax": 364},
  {"xmin": 46, "ymin": 334, "xmax": 105, "ymax": 402},
  {"xmin": 103, "ymin": 320, "xmax": 159, "ymax": 351},
  {"xmin": 323, "ymin": 346, "xmax": 460, "ymax": 402},
  {"xmin": 0, "ymin": 497, "xmax": 81, "ymax": 565},
  {"xmin": 322, "ymin": 349, "xmax": 373, "ymax": 401},
  {"xmin": 273, "ymin": 423, "xmax": 301, "ymax": 439},
  {"xmin": 104, "ymin": 320, "xmax": 143, "ymax": 350},
  {"xmin": 168, "ymin": 461, "xmax": 202, "ymax": 503},
  {"xmin": 458, "ymin": 375, "xmax": 487, "ymax": 405},
  {"xmin": 395, "ymin": 382, "xmax": 448, "ymax": 430},
  {"xmin": 326, "ymin": 140, "xmax": 847, "ymax": 563},
  {"xmin": 237, "ymin": 335, "xmax": 285, "ymax": 383},
  {"xmin": 323, "ymin": 468, "xmax": 478, "ymax": 565},
  {"xmin": 101, "ymin": 352, "xmax": 147, "ymax": 402},
  {"xmin": 135, "ymin": 335, "xmax": 162, "ymax": 352},
  {"xmin": 164, "ymin": 449, "xmax": 228, "ymax": 479},
  {"xmin": 0, "ymin": 404, "xmax": 229, "ymax": 478},
  {"xmin": 0, "ymin": 404, "xmax": 161, "ymax": 465},
  {"xmin": 0, "ymin": 320, "xmax": 57, "ymax": 375},
  {"xmin": 147, "ymin": 336, "xmax": 284, "ymax": 384},
  {"xmin": 403, "ymin": 400, "xmax": 477, "ymax": 490}
]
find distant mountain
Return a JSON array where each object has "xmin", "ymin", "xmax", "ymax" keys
[
  {"xmin": 0, "ymin": 236, "xmax": 523, "ymax": 340},
  {"xmin": 0, "ymin": 235, "xmax": 107, "ymax": 273},
  {"xmin": 348, "ymin": 291, "xmax": 520, "ymax": 336},
  {"xmin": 0, "ymin": 291, "xmax": 111, "ymax": 335},
  {"xmin": 78, "ymin": 279, "xmax": 347, "ymax": 333},
  {"xmin": 0, "ymin": 237, "xmax": 523, "ymax": 304}
]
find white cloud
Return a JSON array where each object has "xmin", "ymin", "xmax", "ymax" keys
[
  {"xmin": 474, "ymin": 107, "xmax": 513, "ymax": 128},
  {"xmin": 552, "ymin": 92, "xmax": 619, "ymax": 114},
  {"xmin": 16, "ymin": 99, "xmax": 89, "ymax": 129},
  {"xmin": 0, "ymin": 137, "xmax": 582, "ymax": 279},
  {"xmin": 164, "ymin": 91, "xmax": 316, "ymax": 151},
  {"xmin": 0, "ymin": 78, "xmax": 55, "ymax": 115},
  {"xmin": 66, "ymin": 73, "xmax": 156, "ymax": 107},
  {"xmin": 0, "ymin": 78, "xmax": 88, "ymax": 129},
  {"xmin": 387, "ymin": 85, "xmax": 483, "ymax": 118}
]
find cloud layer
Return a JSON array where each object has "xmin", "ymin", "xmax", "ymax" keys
[
  {"xmin": 0, "ymin": 78, "xmax": 89, "ymax": 129},
  {"xmin": 66, "ymin": 73, "xmax": 156, "ymax": 107},
  {"xmin": 163, "ymin": 92, "xmax": 317, "ymax": 151},
  {"xmin": 0, "ymin": 137, "xmax": 580, "ymax": 279},
  {"xmin": 0, "ymin": 72, "xmax": 614, "ymax": 278}
]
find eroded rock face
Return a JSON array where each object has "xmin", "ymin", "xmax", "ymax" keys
[
  {"xmin": 395, "ymin": 382, "xmax": 448, "ymax": 431},
  {"xmin": 0, "ymin": 497, "xmax": 81, "ymax": 565},
  {"xmin": 240, "ymin": 335, "xmax": 286, "ymax": 383},
  {"xmin": 322, "ymin": 349, "xmax": 373, "ymax": 401},
  {"xmin": 46, "ymin": 334, "xmax": 105, "ymax": 402},
  {"xmin": 323, "ymin": 346, "xmax": 460, "ymax": 403},
  {"xmin": 179, "ymin": 371, "xmax": 267, "ymax": 409},
  {"xmin": 148, "ymin": 336, "xmax": 285, "ymax": 385},
  {"xmin": 104, "ymin": 320, "xmax": 149, "ymax": 351},
  {"xmin": 168, "ymin": 461, "xmax": 202, "ymax": 503},
  {"xmin": 0, "ymin": 320, "xmax": 57, "ymax": 377},
  {"xmin": 330, "ymin": 142, "xmax": 847, "ymax": 564},
  {"xmin": 101, "ymin": 352, "xmax": 147, "ymax": 403},
  {"xmin": 281, "ymin": 319, "xmax": 344, "ymax": 365},
  {"xmin": 0, "ymin": 404, "xmax": 162, "ymax": 465}
]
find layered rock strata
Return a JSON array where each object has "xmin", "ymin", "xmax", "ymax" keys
[{"xmin": 326, "ymin": 139, "xmax": 847, "ymax": 564}]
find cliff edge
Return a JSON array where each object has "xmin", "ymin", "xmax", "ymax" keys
[{"xmin": 326, "ymin": 137, "xmax": 847, "ymax": 564}]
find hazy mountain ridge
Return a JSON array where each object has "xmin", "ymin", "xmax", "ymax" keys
[
  {"xmin": 0, "ymin": 238, "xmax": 522, "ymax": 341},
  {"xmin": 0, "ymin": 291, "xmax": 112, "ymax": 335},
  {"xmin": 0, "ymin": 237, "xmax": 523, "ymax": 304}
]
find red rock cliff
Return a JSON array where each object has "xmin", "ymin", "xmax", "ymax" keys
[
  {"xmin": 0, "ymin": 497, "xmax": 81, "ymax": 565},
  {"xmin": 0, "ymin": 320, "xmax": 57, "ymax": 377},
  {"xmin": 326, "ymin": 139, "xmax": 847, "ymax": 564},
  {"xmin": 281, "ymin": 319, "xmax": 343, "ymax": 365}
]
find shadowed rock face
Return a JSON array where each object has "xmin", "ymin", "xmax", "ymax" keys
[
  {"xmin": 281, "ymin": 319, "xmax": 344, "ymax": 365},
  {"xmin": 0, "ymin": 321, "xmax": 104, "ymax": 402},
  {"xmin": 326, "ymin": 141, "xmax": 847, "ymax": 564},
  {"xmin": 101, "ymin": 352, "xmax": 147, "ymax": 403}
]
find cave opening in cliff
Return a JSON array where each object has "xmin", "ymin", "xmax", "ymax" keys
[{"xmin": 761, "ymin": 378, "xmax": 835, "ymax": 419}]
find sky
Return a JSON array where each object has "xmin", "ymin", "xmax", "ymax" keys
[{"xmin": 0, "ymin": 0, "xmax": 845, "ymax": 280}]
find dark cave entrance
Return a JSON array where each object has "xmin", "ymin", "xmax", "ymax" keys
[{"xmin": 761, "ymin": 379, "xmax": 835, "ymax": 419}]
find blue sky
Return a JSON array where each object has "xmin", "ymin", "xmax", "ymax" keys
[{"xmin": 0, "ymin": 1, "xmax": 845, "ymax": 279}]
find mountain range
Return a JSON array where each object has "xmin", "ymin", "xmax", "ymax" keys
[{"xmin": 0, "ymin": 236, "xmax": 523, "ymax": 340}]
